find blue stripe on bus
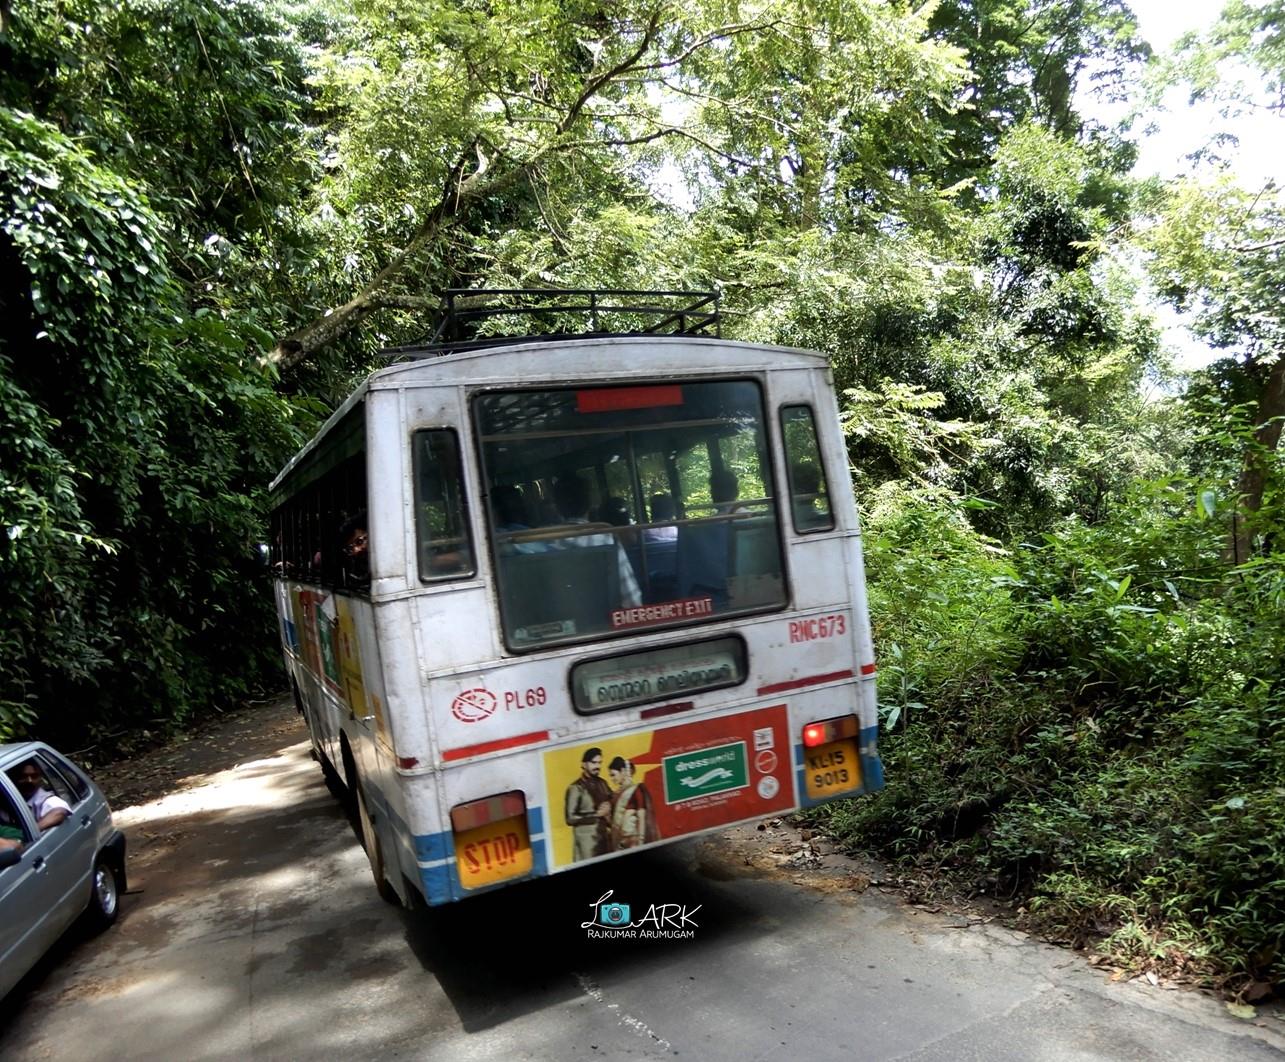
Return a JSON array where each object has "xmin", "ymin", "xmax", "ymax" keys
[
  {"xmin": 391, "ymin": 742, "xmax": 887, "ymax": 906},
  {"xmin": 412, "ymin": 829, "xmax": 452, "ymax": 864},
  {"xmin": 794, "ymin": 724, "xmax": 884, "ymax": 809}
]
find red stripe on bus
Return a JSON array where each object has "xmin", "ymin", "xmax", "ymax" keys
[
  {"xmin": 860, "ymin": 663, "xmax": 877, "ymax": 676},
  {"xmin": 576, "ymin": 385, "xmax": 683, "ymax": 414},
  {"xmin": 442, "ymin": 730, "xmax": 550, "ymax": 762},
  {"xmin": 756, "ymin": 669, "xmax": 856, "ymax": 696},
  {"xmin": 639, "ymin": 701, "xmax": 695, "ymax": 720}
]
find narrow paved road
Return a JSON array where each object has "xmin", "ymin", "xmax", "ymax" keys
[{"xmin": 2, "ymin": 700, "xmax": 1281, "ymax": 1061}]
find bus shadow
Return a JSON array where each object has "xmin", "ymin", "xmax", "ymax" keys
[{"xmin": 402, "ymin": 840, "xmax": 774, "ymax": 1034}]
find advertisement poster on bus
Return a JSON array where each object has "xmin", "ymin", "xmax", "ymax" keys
[
  {"xmin": 293, "ymin": 588, "xmax": 323, "ymax": 677},
  {"xmin": 543, "ymin": 704, "xmax": 793, "ymax": 869}
]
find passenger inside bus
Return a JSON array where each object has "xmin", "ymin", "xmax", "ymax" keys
[
  {"xmin": 492, "ymin": 485, "xmax": 530, "ymax": 532},
  {"xmin": 641, "ymin": 493, "xmax": 679, "ymax": 599},
  {"xmin": 492, "ymin": 485, "xmax": 547, "ymax": 554},
  {"xmin": 676, "ymin": 471, "xmax": 739, "ymax": 607},
  {"xmin": 549, "ymin": 476, "xmax": 642, "ymax": 607},
  {"xmin": 644, "ymin": 494, "xmax": 678, "ymax": 543},
  {"xmin": 598, "ymin": 496, "xmax": 633, "ymax": 528},
  {"xmin": 340, "ymin": 513, "xmax": 370, "ymax": 586},
  {"xmin": 790, "ymin": 462, "xmax": 832, "ymax": 530},
  {"xmin": 537, "ymin": 497, "xmax": 561, "ymax": 526},
  {"xmin": 711, "ymin": 469, "xmax": 747, "ymax": 514}
]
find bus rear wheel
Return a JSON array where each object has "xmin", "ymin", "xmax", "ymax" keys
[{"xmin": 355, "ymin": 779, "xmax": 400, "ymax": 906}]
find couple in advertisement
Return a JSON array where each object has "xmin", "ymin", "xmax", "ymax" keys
[{"xmin": 565, "ymin": 747, "xmax": 661, "ymax": 861}]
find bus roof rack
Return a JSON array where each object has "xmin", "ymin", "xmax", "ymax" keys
[{"xmin": 382, "ymin": 288, "xmax": 721, "ymax": 359}]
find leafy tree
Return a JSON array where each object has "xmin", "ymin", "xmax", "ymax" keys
[
  {"xmin": 926, "ymin": 0, "xmax": 1149, "ymax": 189},
  {"xmin": 673, "ymin": 0, "xmax": 968, "ymax": 233},
  {"xmin": 0, "ymin": 3, "xmax": 315, "ymax": 744},
  {"xmin": 1148, "ymin": 0, "xmax": 1285, "ymax": 562},
  {"xmin": 273, "ymin": 0, "xmax": 711, "ymax": 367}
]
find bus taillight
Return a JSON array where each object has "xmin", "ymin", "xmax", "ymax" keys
[
  {"xmin": 802, "ymin": 716, "xmax": 863, "ymax": 800},
  {"xmin": 802, "ymin": 715, "xmax": 859, "ymax": 748},
  {"xmin": 450, "ymin": 790, "xmax": 527, "ymax": 831}
]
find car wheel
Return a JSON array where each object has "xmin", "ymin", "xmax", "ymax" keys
[
  {"xmin": 355, "ymin": 781, "xmax": 400, "ymax": 906},
  {"xmin": 86, "ymin": 855, "xmax": 121, "ymax": 930}
]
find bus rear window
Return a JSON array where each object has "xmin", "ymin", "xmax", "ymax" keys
[
  {"xmin": 475, "ymin": 379, "xmax": 787, "ymax": 649},
  {"xmin": 781, "ymin": 405, "xmax": 834, "ymax": 533},
  {"xmin": 413, "ymin": 430, "xmax": 475, "ymax": 581}
]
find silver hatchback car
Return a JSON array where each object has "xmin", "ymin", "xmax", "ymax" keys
[{"xmin": 0, "ymin": 742, "xmax": 127, "ymax": 999}]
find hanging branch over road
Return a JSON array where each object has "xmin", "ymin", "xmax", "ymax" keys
[{"xmin": 272, "ymin": 8, "xmax": 683, "ymax": 372}]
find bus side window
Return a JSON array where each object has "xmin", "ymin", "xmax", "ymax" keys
[
  {"xmin": 413, "ymin": 429, "xmax": 476, "ymax": 581},
  {"xmin": 780, "ymin": 405, "xmax": 834, "ymax": 533}
]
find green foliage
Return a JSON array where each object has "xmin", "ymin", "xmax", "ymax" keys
[
  {"xmin": 927, "ymin": 0, "xmax": 1150, "ymax": 186},
  {"xmin": 0, "ymin": 0, "xmax": 1280, "ymax": 999},
  {"xmin": 0, "ymin": 13, "xmax": 313, "ymax": 745},
  {"xmin": 823, "ymin": 474, "xmax": 1285, "ymax": 989}
]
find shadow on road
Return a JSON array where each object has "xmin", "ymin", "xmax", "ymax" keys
[
  {"xmin": 402, "ymin": 838, "xmax": 780, "ymax": 1034},
  {"xmin": 0, "ymin": 724, "xmax": 797, "ymax": 1057}
]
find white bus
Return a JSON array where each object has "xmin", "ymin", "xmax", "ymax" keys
[{"xmin": 268, "ymin": 290, "xmax": 882, "ymax": 906}]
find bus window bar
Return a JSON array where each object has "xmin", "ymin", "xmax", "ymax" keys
[{"xmin": 382, "ymin": 288, "xmax": 721, "ymax": 359}]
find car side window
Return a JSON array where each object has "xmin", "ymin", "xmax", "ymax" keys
[
  {"xmin": 33, "ymin": 753, "xmax": 78, "ymax": 808},
  {"xmin": 39, "ymin": 751, "xmax": 89, "ymax": 804},
  {"xmin": 0, "ymin": 782, "xmax": 31, "ymax": 852}
]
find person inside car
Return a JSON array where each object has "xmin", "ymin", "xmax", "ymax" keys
[
  {"xmin": 12, "ymin": 760, "xmax": 71, "ymax": 831},
  {"xmin": 0, "ymin": 813, "xmax": 22, "ymax": 852}
]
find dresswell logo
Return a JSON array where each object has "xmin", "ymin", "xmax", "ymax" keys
[{"xmin": 580, "ymin": 890, "xmax": 700, "ymax": 940}]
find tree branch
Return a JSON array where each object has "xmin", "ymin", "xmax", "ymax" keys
[
  {"xmin": 632, "ymin": 20, "xmax": 776, "ymax": 74},
  {"xmin": 1233, "ymin": 236, "xmax": 1285, "ymax": 253},
  {"xmin": 269, "ymin": 7, "xmax": 768, "ymax": 371},
  {"xmin": 562, "ymin": 124, "xmax": 755, "ymax": 170},
  {"xmin": 558, "ymin": 9, "xmax": 663, "ymax": 134},
  {"xmin": 270, "ymin": 146, "xmax": 477, "ymax": 370}
]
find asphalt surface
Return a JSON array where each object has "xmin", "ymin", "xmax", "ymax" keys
[{"xmin": 1, "ymin": 703, "xmax": 1282, "ymax": 1061}]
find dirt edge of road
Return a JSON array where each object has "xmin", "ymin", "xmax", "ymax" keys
[{"xmin": 91, "ymin": 693, "xmax": 305, "ymax": 811}]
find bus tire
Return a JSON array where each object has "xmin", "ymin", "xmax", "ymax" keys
[
  {"xmin": 401, "ymin": 873, "xmax": 425, "ymax": 911},
  {"xmin": 339, "ymin": 738, "xmax": 360, "ymax": 820},
  {"xmin": 320, "ymin": 754, "xmax": 348, "ymax": 803},
  {"xmin": 356, "ymin": 780, "xmax": 401, "ymax": 906}
]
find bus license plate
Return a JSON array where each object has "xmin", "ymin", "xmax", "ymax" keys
[
  {"xmin": 454, "ymin": 814, "xmax": 533, "ymax": 889},
  {"xmin": 804, "ymin": 739, "xmax": 861, "ymax": 800}
]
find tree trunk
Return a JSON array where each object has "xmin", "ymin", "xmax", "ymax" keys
[
  {"xmin": 270, "ymin": 150, "xmax": 479, "ymax": 372},
  {"xmin": 1228, "ymin": 354, "xmax": 1285, "ymax": 564}
]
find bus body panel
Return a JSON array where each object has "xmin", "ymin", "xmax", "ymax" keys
[{"xmin": 269, "ymin": 337, "xmax": 882, "ymax": 907}]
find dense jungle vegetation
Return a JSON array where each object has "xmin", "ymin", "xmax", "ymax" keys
[{"xmin": 2, "ymin": 0, "xmax": 1282, "ymax": 996}]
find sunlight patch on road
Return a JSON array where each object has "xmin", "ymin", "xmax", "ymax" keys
[
  {"xmin": 114, "ymin": 748, "xmax": 315, "ymax": 829},
  {"xmin": 248, "ymin": 863, "xmax": 316, "ymax": 896}
]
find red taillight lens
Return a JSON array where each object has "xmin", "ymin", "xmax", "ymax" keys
[
  {"xmin": 450, "ymin": 790, "xmax": 527, "ymax": 832},
  {"xmin": 802, "ymin": 716, "xmax": 859, "ymax": 747},
  {"xmin": 803, "ymin": 723, "xmax": 829, "ymax": 747}
]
